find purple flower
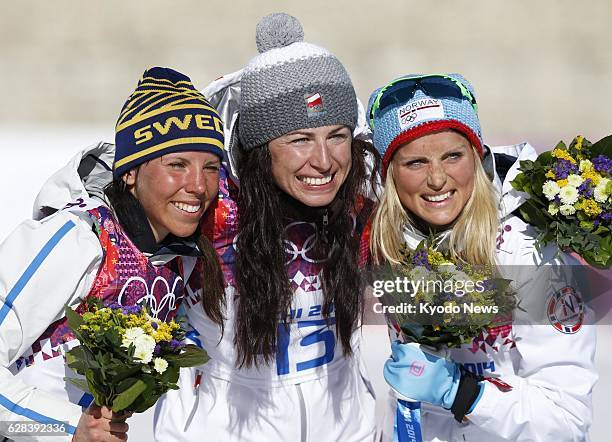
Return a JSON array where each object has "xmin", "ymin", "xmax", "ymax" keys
[
  {"xmin": 106, "ymin": 302, "xmax": 122, "ymax": 310},
  {"xmin": 552, "ymin": 159, "xmax": 578, "ymax": 179},
  {"xmin": 578, "ymin": 179, "xmax": 594, "ymax": 198},
  {"xmin": 554, "ymin": 195, "xmax": 561, "ymax": 204},
  {"xmin": 411, "ymin": 249, "xmax": 431, "ymax": 270},
  {"xmin": 592, "ymin": 155, "xmax": 612, "ymax": 174},
  {"xmin": 599, "ymin": 212, "xmax": 612, "ymax": 222},
  {"xmin": 153, "ymin": 344, "xmax": 161, "ymax": 356},
  {"xmin": 151, "ymin": 322, "xmax": 158, "ymax": 330},
  {"xmin": 480, "ymin": 279, "xmax": 495, "ymax": 291},
  {"xmin": 121, "ymin": 305, "xmax": 142, "ymax": 315},
  {"xmin": 169, "ymin": 339, "xmax": 184, "ymax": 351}
]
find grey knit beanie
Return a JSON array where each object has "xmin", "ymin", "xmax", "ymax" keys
[{"xmin": 238, "ymin": 13, "xmax": 358, "ymax": 150}]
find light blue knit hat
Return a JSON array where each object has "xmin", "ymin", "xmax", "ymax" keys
[{"xmin": 367, "ymin": 73, "xmax": 483, "ymax": 174}]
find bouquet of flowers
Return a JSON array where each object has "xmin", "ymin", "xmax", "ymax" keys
[
  {"xmin": 379, "ymin": 241, "xmax": 515, "ymax": 349},
  {"xmin": 375, "ymin": 241, "xmax": 515, "ymax": 442},
  {"xmin": 64, "ymin": 299, "xmax": 208, "ymax": 413},
  {"xmin": 511, "ymin": 135, "xmax": 612, "ymax": 268}
]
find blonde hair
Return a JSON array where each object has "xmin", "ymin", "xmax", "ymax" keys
[{"xmin": 370, "ymin": 146, "xmax": 499, "ymax": 266}]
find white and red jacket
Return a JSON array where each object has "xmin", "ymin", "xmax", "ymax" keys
[{"xmin": 380, "ymin": 142, "xmax": 598, "ymax": 442}]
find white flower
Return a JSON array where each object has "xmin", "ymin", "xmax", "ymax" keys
[
  {"xmin": 548, "ymin": 203, "xmax": 559, "ymax": 216},
  {"xmin": 409, "ymin": 266, "xmax": 432, "ymax": 282},
  {"xmin": 579, "ymin": 159, "xmax": 593, "ymax": 172},
  {"xmin": 132, "ymin": 334, "xmax": 156, "ymax": 364},
  {"xmin": 153, "ymin": 357, "xmax": 169, "ymax": 374},
  {"xmin": 121, "ymin": 327, "xmax": 145, "ymax": 349},
  {"xmin": 567, "ymin": 174, "xmax": 584, "ymax": 187},
  {"xmin": 559, "ymin": 204, "xmax": 576, "ymax": 216},
  {"xmin": 593, "ymin": 178, "xmax": 610, "ymax": 203},
  {"xmin": 594, "ymin": 187, "xmax": 606, "ymax": 203},
  {"xmin": 559, "ymin": 185, "xmax": 579, "ymax": 205},
  {"xmin": 542, "ymin": 180, "xmax": 561, "ymax": 200},
  {"xmin": 443, "ymin": 270, "xmax": 472, "ymax": 298}
]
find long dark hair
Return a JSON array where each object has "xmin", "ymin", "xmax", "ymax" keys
[
  {"xmin": 234, "ymin": 137, "xmax": 380, "ymax": 367},
  {"xmin": 104, "ymin": 179, "xmax": 225, "ymax": 326}
]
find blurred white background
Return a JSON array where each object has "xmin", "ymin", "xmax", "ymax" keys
[{"xmin": 1, "ymin": 1, "xmax": 610, "ymax": 440}]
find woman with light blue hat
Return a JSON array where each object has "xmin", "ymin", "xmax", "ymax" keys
[{"xmin": 367, "ymin": 73, "xmax": 596, "ymax": 441}]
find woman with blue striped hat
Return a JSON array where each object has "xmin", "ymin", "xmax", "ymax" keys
[
  {"xmin": 154, "ymin": 13, "xmax": 381, "ymax": 442},
  {"xmin": 0, "ymin": 67, "xmax": 225, "ymax": 441},
  {"xmin": 367, "ymin": 73, "xmax": 597, "ymax": 441}
]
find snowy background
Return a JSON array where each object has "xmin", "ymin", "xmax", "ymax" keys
[{"xmin": 1, "ymin": 1, "xmax": 611, "ymax": 440}]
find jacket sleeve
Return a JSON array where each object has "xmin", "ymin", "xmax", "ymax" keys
[
  {"xmin": 0, "ymin": 211, "xmax": 103, "ymax": 440},
  {"xmin": 468, "ymin": 229, "xmax": 597, "ymax": 441}
]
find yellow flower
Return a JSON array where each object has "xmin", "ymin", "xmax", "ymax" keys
[
  {"xmin": 557, "ymin": 179, "xmax": 568, "ymax": 188},
  {"xmin": 545, "ymin": 170, "xmax": 556, "ymax": 179},
  {"xmin": 82, "ymin": 312, "xmax": 94, "ymax": 322},
  {"xmin": 581, "ymin": 170, "xmax": 602, "ymax": 186},
  {"xmin": 153, "ymin": 330, "xmax": 173, "ymax": 343},
  {"xmin": 552, "ymin": 148, "xmax": 576, "ymax": 164},
  {"xmin": 579, "ymin": 159, "xmax": 593, "ymax": 173},
  {"xmin": 576, "ymin": 199, "xmax": 602, "ymax": 218},
  {"xmin": 427, "ymin": 249, "xmax": 448, "ymax": 266},
  {"xmin": 152, "ymin": 322, "xmax": 175, "ymax": 343},
  {"xmin": 574, "ymin": 135, "xmax": 584, "ymax": 150},
  {"xmin": 125, "ymin": 313, "xmax": 154, "ymax": 336}
]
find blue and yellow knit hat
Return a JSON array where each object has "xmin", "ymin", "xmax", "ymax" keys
[
  {"xmin": 114, "ymin": 67, "xmax": 224, "ymax": 178},
  {"xmin": 367, "ymin": 73, "xmax": 483, "ymax": 175}
]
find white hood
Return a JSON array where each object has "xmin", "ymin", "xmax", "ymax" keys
[
  {"xmin": 488, "ymin": 142, "xmax": 538, "ymax": 218},
  {"xmin": 33, "ymin": 142, "xmax": 114, "ymax": 220}
]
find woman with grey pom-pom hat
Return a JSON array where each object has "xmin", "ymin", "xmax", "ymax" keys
[{"xmin": 153, "ymin": 13, "xmax": 382, "ymax": 442}]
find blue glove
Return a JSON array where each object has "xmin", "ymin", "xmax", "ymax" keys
[{"xmin": 383, "ymin": 341, "xmax": 461, "ymax": 409}]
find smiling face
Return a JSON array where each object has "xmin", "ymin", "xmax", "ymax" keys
[
  {"xmin": 267, "ymin": 125, "xmax": 353, "ymax": 207},
  {"xmin": 391, "ymin": 130, "xmax": 476, "ymax": 230},
  {"xmin": 123, "ymin": 151, "xmax": 221, "ymax": 242}
]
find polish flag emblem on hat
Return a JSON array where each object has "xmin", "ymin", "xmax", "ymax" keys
[{"xmin": 305, "ymin": 92, "xmax": 325, "ymax": 117}]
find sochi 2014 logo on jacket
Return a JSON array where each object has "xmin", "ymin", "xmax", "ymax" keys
[{"xmin": 547, "ymin": 286, "xmax": 584, "ymax": 334}]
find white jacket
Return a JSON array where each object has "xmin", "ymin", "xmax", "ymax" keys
[
  {"xmin": 152, "ymin": 73, "xmax": 378, "ymax": 441},
  {"xmin": 382, "ymin": 142, "xmax": 598, "ymax": 442},
  {"xmin": 0, "ymin": 143, "xmax": 186, "ymax": 441}
]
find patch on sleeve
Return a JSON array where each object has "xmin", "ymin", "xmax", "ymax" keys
[{"xmin": 547, "ymin": 286, "xmax": 584, "ymax": 334}]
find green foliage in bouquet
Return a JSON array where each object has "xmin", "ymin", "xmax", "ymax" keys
[
  {"xmin": 379, "ymin": 241, "xmax": 516, "ymax": 350},
  {"xmin": 511, "ymin": 135, "xmax": 612, "ymax": 268},
  {"xmin": 64, "ymin": 299, "xmax": 209, "ymax": 413}
]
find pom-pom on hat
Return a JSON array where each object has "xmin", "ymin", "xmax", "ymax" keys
[
  {"xmin": 367, "ymin": 73, "xmax": 483, "ymax": 175},
  {"xmin": 238, "ymin": 13, "xmax": 358, "ymax": 150},
  {"xmin": 113, "ymin": 67, "xmax": 225, "ymax": 178}
]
